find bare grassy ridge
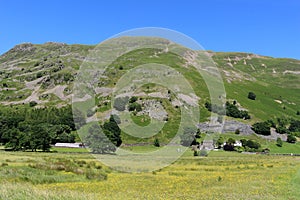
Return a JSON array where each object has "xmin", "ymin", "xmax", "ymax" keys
[{"xmin": 0, "ymin": 151, "xmax": 299, "ymax": 200}]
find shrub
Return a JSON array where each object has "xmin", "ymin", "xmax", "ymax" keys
[
  {"xmin": 153, "ymin": 138, "xmax": 160, "ymax": 147},
  {"xmin": 36, "ymin": 72, "xmax": 43, "ymax": 78},
  {"xmin": 128, "ymin": 102, "xmax": 142, "ymax": 112},
  {"xmin": 235, "ymin": 129, "xmax": 240, "ymax": 134},
  {"xmin": 29, "ymin": 101, "xmax": 38, "ymax": 107},
  {"xmin": 287, "ymin": 134, "xmax": 297, "ymax": 143},
  {"xmin": 248, "ymin": 92, "xmax": 256, "ymax": 100},
  {"xmin": 129, "ymin": 96, "xmax": 138, "ymax": 103},
  {"xmin": 252, "ymin": 121, "xmax": 271, "ymax": 135},
  {"xmin": 289, "ymin": 120, "xmax": 300, "ymax": 132},
  {"xmin": 246, "ymin": 140, "xmax": 261, "ymax": 149},
  {"xmin": 193, "ymin": 150, "xmax": 199, "ymax": 156},
  {"xmin": 234, "ymin": 146, "xmax": 244, "ymax": 153},
  {"xmin": 276, "ymin": 138, "xmax": 283, "ymax": 147}
]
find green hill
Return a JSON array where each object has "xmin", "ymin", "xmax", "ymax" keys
[{"xmin": 0, "ymin": 38, "xmax": 299, "ymax": 150}]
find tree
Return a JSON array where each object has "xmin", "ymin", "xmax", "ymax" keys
[
  {"xmin": 30, "ymin": 124, "xmax": 51, "ymax": 152},
  {"xmin": 153, "ymin": 138, "xmax": 160, "ymax": 147},
  {"xmin": 85, "ymin": 124, "xmax": 116, "ymax": 154},
  {"xmin": 129, "ymin": 96, "xmax": 138, "ymax": 103},
  {"xmin": 245, "ymin": 140, "xmax": 261, "ymax": 149},
  {"xmin": 216, "ymin": 137, "xmax": 224, "ymax": 149},
  {"xmin": 128, "ymin": 102, "xmax": 142, "ymax": 112},
  {"xmin": 252, "ymin": 121, "xmax": 271, "ymax": 135},
  {"xmin": 102, "ymin": 115, "xmax": 122, "ymax": 147},
  {"xmin": 227, "ymin": 138, "xmax": 235, "ymax": 144},
  {"xmin": 195, "ymin": 129, "xmax": 201, "ymax": 138},
  {"xmin": 248, "ymin": 92, "xmax": 256, "ymax": 100},
  {"xmin": 287, "ymin": 134, "xmax": 297, "ymax": 143},
  {"xmin": 29, "ymin": 101, "xmax": 37, "ymax": 107},
  {"xmin": 289, "ymin": 120, "xmax": 300, "ymax": 132},
  {"xmin": 2, "ymin": 128, "xmax": 22, "ymax": 151},
  {"xmin": 276, "ymin": 126, "xmax": 289, "ymax": 134},
  {"xmin": 235, "ymin": 129, "xmax": 240, "ymax": 135},
  {"xmin": 180, "ymin": 127, "xmax": 197, "ymax": 147},
  {"xmin": 276, "ymin": 137, "xmax": 283, "ymax": 147}
]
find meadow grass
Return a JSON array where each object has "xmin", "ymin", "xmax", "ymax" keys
[{"xmin": 0, "ymin": 150, "xmax": 299, "ymax": 199}]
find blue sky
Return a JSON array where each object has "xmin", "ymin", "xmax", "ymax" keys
[{"xmin": 0, "ymin": 0, "xmax": 299, "ymax": 59}]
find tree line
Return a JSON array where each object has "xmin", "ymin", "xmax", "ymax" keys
[{"xmin": 0, "ymin": 105, "xmax": 85, "ymax": 151}]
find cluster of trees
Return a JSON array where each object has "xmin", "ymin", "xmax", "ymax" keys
[
  {"xmin": 128, "ymin": 96, "xmax": 142, "ymax": 112},
  {"xmin": 113, "ymin": 96, "xmax": 142, "ymax": 113},
  {"xmin": 84, "ymin": 115, "xmax": 122, "ymax": 154},
  {"xmin": 0, "ymin": 106, "xmax": 86, "ymax": 151},
  {"xmin": 222, "ymin": 137, "xmax": 261, "ymax": 152},
  {"xmin": 205, "ymin": 101, "xmax": 250, "ymax": 120},
  {"xmin": 252, "ymin": 118, "xmax": 299, "ymax": 143}
]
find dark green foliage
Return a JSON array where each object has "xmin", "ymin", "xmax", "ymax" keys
[
  {"xmin": 180, "ymin": 127, "xmax": 197, "ymax": 147},
  {"xmin": 193, "ymin": 150, "xmax": 198, "ymax": 156},
  {"xmin": 297, "ymin": 111, "xmax": 300, "ymax": 115},
  {"xmin": 112, "ymin": 114, "xmax": 121, "ymax": 124},
  {"xmin": 36, "ymin": 71, "xmax": 43, "ymax": 78},
  {"xmin": 29, "ymin": 101, "xmax": 37, "ymax": 107},
  {"xmin": 102, "ymin": 115, "xmax": 122, "ymax": 147},
  {"xmin": 0, "ymin": 105, "xmax": 81, "ymax": 151},
  {"xmin": 240, "ymin": 139, "xmax": 261, "ymax": 151},
  {"xmin": 289, "ymin": 120, "xmax": 300, "ymax": 132},
  {"xmin": 227, "ymin": 138, "xmax": 235, "ymax": 144},
  {"xmin": 84, "ymin": 116, "xmax": 122, "ymax": 154},
  {"xmin": 266, "ymin": 119, "xmax": 276, "ymax": 128},
  {"xmin": 205, "ymin": 102, "xmax": 225, "ymax": 115},
  {"xmin": 128, "ymin": 102, "xmax": 142, "ymax": 112},
  {"xmin": 216, "ymin": 137, "xmax": 224, "ymax": 149},
  {"xmin": 235, "ymin": 129, "xmax": 240, "ymax": 134},
  {"xmin": 245, "ymin": 140, "xmax": 261, "ymax": 149},
  {"xmin": 252, "ymin": 121, "xmax": 271, "ymax": 135},
  {"xmin": 223, "ymin": 144, "xmax": 234, "ymax": 151},
  {"xmin": 276, "ymin": 126, "xmax": 289, "ymax": 134},
  {"xmin": 287, "ymin": 134, "xmax": 297, "ymax": 143},
  {"xmin": 195, "ymin": 129, "xmax": 201, "ymax": 138},
  {"xmin": 129, "ymin": 96, "xmax": 138, "ymax": 103},
  {"xmin": 153, "ymin": 138, "xmax": 160, "ymax": 147},
  {"xmin": 248, "ymin": 92, "xmax": 256, "ymax": 100},
  {"xmin": 225, "ymin": 102, "xmax": 251, "ymax": 119},
  {"xmin": 85, "ymin": 124, "xmax": 116, "ymax": 154},
  {"xmin": 205, "ymin": 101, "xmax": 250, "ymax": 119},
  {"xmin": 224, "ymin": 138, "xmax": 236, "ymax": 151},
  {"xmin": 276, "ymin": 138, "xmax": 283, "ymax": 147}
]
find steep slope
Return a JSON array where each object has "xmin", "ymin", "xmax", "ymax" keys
[{"xmin": 0, "ymin": 40, "xmax": 299, "ymax": 124}]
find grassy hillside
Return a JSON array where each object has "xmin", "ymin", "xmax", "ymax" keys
[{"xmin": 0, "ymin": 38, "xmax": 299, "ymax": 147}]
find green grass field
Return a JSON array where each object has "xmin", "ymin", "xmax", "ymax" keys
[{"xmin": 0, "ymin": 149, "xmax": 299, "ymax": 200}]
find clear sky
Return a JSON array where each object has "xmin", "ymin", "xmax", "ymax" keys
[{"xmin": 0, "ymin": 0, "xmax": 299, "ymax": 59}]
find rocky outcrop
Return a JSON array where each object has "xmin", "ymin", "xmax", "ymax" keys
[{"xmin": 197, "ymin": 120, "xmax": 254, "ymax": 135}]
